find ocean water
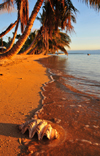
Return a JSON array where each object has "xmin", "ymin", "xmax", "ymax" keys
[
  {"xmin": 43, "ymin": 50, "xmax": 100, "ymax": 98},
  {"xmin": 37, "ymin": 51, "xmax": 100, "ymax": 155},
  {"xmin": 54, "ymin": 52, "xmax": 100, "ymax": 97}
]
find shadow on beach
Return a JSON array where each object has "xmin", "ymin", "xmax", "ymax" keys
[{"xmin": 0, "ymin": 123, "xmax": 22, "ymax": 138}]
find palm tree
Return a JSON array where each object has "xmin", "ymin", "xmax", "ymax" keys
[
  {"xmin": 3, "ymin": 18, "xmax": 19, "ymax": 53},
  {"xmin": 20, "ymin": 0, "xmax": 77, "ymax": 55},
  {"xmin": 35, "ymin": 1, "xmax": 72, "ymax": 53},
  {"xmin": 0, "ymin": 0, "xmax": 29, "ymax": 55},
  {"xmin": 0, "ymin": 0, "xmax": 44, "ymax": 59},
  {"xmin": 27, "ymin": 28, "xmax": 71, "ymax": 55},
  {"xmin": 20, "ymin": 27, "xmax": 43, "ymax": 55},
  {"xmin": 0, "ymin": 0, "xmax": 100, "ymax": 59},
  {"xmin": 48, "ymin": 30, "xmax": 71, "ymax": 55},
  {"xmin": 0, "ymin": 0, "xmax": 77, "ymax": 59},
  {"xmin": 15, "ymin": 0, "xmax": 29, "ymax": 33},
  {"xmin": 0, "ymin": 20, "xmax": 18, "ymax": 38},
  {"xmin": 0, "ymin": 0, "xmax": 29, "ymax": 35},
  {"xmin": 31, "ymin": 0, "xmax": 76, "ymax": 55},
  {"xmin": 83, "ymin": 0, "xmax": 100, "ymax": 9}
]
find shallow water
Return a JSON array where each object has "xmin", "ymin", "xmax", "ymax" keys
[
  {"xmin": 43, "ymin": 54, "xmax": 100, "ymax": 98},
  {"xmin": 20, "ymin": 54, "xmax": 100, "ymax": 156},
  {"xmin": 37, "ymin": 54, "xmax": 100, "ymax": 155}
]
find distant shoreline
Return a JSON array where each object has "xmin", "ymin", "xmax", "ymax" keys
[{"xmin": 68, "ymin": 49, "xmax": 100, "ymax": 54}]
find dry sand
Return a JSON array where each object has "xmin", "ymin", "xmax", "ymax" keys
[{"xmin": 0, "ymin": 55, "xmax": 50, "ymax": 156}]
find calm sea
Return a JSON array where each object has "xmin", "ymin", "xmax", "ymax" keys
[
  {"xmin": 44, "ymin": 50, "xmax": 100, "ymax": 98},
  {"xmin": 38, "ymin": 50, "xmax": 100, "ymax": 155}
]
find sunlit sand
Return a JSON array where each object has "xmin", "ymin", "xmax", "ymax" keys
[{"xmin": 0, "ymin": 54, "xmax": 49, "ymax": 156}]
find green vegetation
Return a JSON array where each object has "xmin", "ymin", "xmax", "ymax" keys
[{"xmin": 0, "ymin": 0, "xmax": 100, "ymax": 59}]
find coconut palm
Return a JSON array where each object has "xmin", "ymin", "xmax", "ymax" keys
[
  {"xmin": 0, "ymin": 0, "xmax": 29, "ymax": 34},
  {"xmin": 36, "ymin": 0, "xmax": 76, "ymax": 53},
  {"xmin": 27, "ymin": 29, "xmax": 71, "ymax": 55},
  {"xmin": 0, "ymin": 0, "xmax": 29, "ymax": 54},
  {"xmin": 20, "ymin": 27, "xmax": 43, "ymax": 55},
  {"xmin": 83, "ymin": 0, "xmax": 100, "ymax": 9},
  {"xmin": 0, "ymin": 20, "xmax": 18, "ymax": 38},
  {"xmin": 15, "ymin": 0, "xmax": 29, "ymax": 33},
  {"xmin": 28, "ymin": 0, "xmax": 100, "ymax": 55},
  {"xmin": 30, "ymin": 0, "xmax": 76, "ymax": 55},
  {"xmin": 0, "ymin": 0, "xmax": 100, "ymax": 59},
  {"xmin": 17, "ymin": 0, "xmax": 77, "ymax": 55},
  {"xmin": 3, "ymin": 19, "xmax": 19, "ymax": 53},
  {"xmin": 0, "ymin": 0, "xmax": 77, "ymax": 58},
  {"xmin": 49, "ymin": 30, "xmax": 71, "ymax": 55},
  {"xmin": 0, "ymin": 0, "xmax": 44, "ymax": 59}
]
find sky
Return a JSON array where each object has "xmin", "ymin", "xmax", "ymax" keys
[{"xmin": 0, "ymin": 0, "xmax": 100, "ymax": 50}]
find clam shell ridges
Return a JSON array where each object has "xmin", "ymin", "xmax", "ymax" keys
[{"xmin": 19, "ymin": 118, "xmax": 58, "ymax": 140}]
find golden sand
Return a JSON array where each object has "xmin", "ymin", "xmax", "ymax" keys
[{"xmin": 0, "ymin": 55, "xmax": 49, "ymax": 156}]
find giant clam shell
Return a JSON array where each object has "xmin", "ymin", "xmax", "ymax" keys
[{"xmin": 19, "ymin": 118, "xmax": 58, "ymax": 140}]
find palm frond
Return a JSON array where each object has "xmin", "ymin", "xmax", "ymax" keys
[
  {"xmin": 0, "ymin": 0, "xmax": 14, "ymax": 12},
  {"xmin": 16, "ymin": 0, "xmax": 29, "ymax": 33},
  {"xmin": 1, "ymin": 0, "xmax": 29, "ymax": 33},
  {"xmin": 82, "ymin": 0, "xmax": 100, "ymax": 9}
]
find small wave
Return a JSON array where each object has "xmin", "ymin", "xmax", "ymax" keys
[{"xmin": 76, "ymin": 139, "xmax": 100, "ymax": 146}]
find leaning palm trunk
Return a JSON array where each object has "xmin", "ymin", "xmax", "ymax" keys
[
  {"xmin": 3, "ymin": 19, "xmax": 19, "ymax": 53},
  {"xmin": 20, "ymin": 27, "xmax": 42, "ymax": 55},
  {"xmin": 0, "ymin": 0, "xmax": 44, "ymax": 59},
  {"xmin": 28, "ymin": 45, "xmax": 46, "ymax": 55},
  {"xmin": 0, "ymin": 20, "xmax": 18, "ymax": 38},
  {"xmin": 28, "ymin": 44, "xmax": 38, "ymax": 55},
  {"xmin": 20, "ymin": 35, "xmax": 39, "ymax": 55}
]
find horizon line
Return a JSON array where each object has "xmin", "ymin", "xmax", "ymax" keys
[{"xmin": 68, "ymin": 49, "xmax": 100, "ymax": 51}]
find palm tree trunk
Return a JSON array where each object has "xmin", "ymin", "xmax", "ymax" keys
[
  {"xmin": 3, "ymin": 20, "xmax": 19, "ymax": 53},
  {"xmin": 20, "ymin": 27, "xmax": 42, "ymax": 55},
  {"xmin": 28, "ymin": 44, "xmax": 38, "ymax": 55},
  {"xmin": 0, "ymin": 20, "xmax": 18, "ymax": 38},
  {"xmin": 0, "ymin": 0, "xmax": 44, "ymax": 59}
]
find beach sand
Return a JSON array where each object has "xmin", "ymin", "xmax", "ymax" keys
[
  {"xmin": 0, "ymin": 55, "xmax": 50, "ymax": 156},
  {"xmin": 22, "ymin": 56, "xmax": 99, "ymax": 156},
  {"xmin": 0, "ymin": 55, "xmax": 100, "ymax": 156}
]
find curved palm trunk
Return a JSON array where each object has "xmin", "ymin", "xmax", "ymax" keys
[
  {"xmin": 28, "ymin": 44, "xmax": 46, "ymax": 55},
  {"xmin": 0, "ymin": 20, "xmax": 18, "ymax": 38},
  {"xmin": 28, "ymin": 44, "xmax": 38, "ymax": 55},
  {"xmin": 0, "ymin": 0, "xmax": 44, "ymax": 59},
  {"xmin": 3, "ymin": 20, "xmax": 19, "ymax": 53},
  {"xmin": 20, "ymin": 28, "xmax": 42, "ymax": 55}
]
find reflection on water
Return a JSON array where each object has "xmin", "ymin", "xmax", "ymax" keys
[
  {"xmin": 40, "ymin": 55, "xmax": 100, "ymax": 98},
  {"xmin": 37, "ymin": 55, "xmax": 100, "ymax": 156}
]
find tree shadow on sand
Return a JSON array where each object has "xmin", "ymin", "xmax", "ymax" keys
[{"xmin": 0, "ymin": 122, "xmax": 24, "ymax": 138}]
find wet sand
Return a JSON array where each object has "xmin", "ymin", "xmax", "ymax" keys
[
  {"xmin": 0, "ymin": 55, "xmax": 49, "ymax": 156},
  {"xmin": 20, "ymin": 56, "xmax": 100, "ymax": 156},
  {"xmin": 0, "ymin": 55, "xmax": 100, "ymax": 156}
]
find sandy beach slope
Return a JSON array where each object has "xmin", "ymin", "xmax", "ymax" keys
[{"xmin": 0, "ymin": 55, "xmax": 49, "ymax": 156}]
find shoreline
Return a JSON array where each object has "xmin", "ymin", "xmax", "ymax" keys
[
  {"xmin": 0, "ymin": 55, "xmax": 50, "ymax": 156},
  {"xmin": 32, "ymin": 57, "xmax": 55, "ymax": 120},
  {"xmin": 21, "ymin": 56, "xmax": 100, "ymax": 156},
  {"xmin": 0, "ymin": 55, "xmax": 100, "ymax": 156}
]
